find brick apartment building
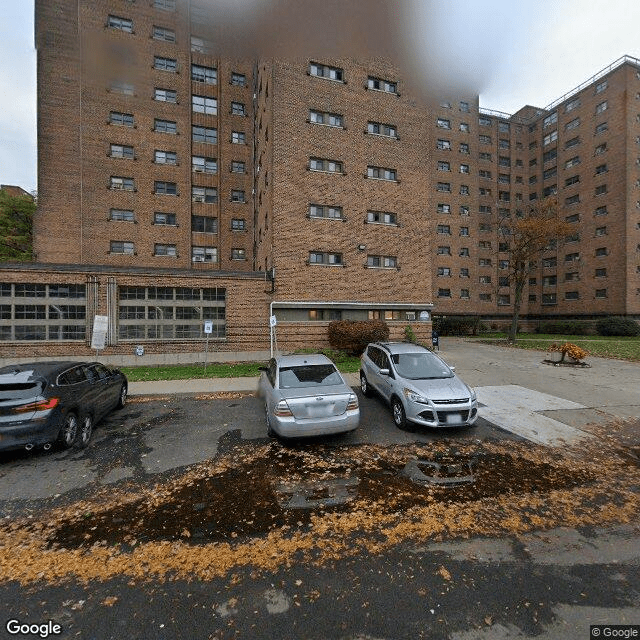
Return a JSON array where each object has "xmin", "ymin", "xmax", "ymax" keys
[{"xmin": 1, "ymin": 0, "xmax": 638, "ymax": 360}]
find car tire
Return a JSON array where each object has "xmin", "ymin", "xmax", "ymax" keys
[
  {"xmin": 116, "ymin": 384, "xmax": 127, "ymax": 409},
  {"xmin": 58, "ymin": 412, "xmax": 78, "ymax": 449},
  {"xmin": 265, "ymin": 403, "xmax": 276, "ymax": 438},
  {"xmin": 77, "ymin": 414, "xmax": 93, "ymax": 449},
  {"xmin": 391, "ymin": 397, "xmax": 411, "ymax": 431},
  {"xmin": 360, "ymin": 372, "xmax": 372, "ymax": 397}
]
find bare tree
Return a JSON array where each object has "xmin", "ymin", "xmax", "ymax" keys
[{"xmin": 495, "ymin": 197, "xmax": 571, "ymax": 343}]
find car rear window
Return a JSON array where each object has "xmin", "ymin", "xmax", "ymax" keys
[
  {"xmin": 0, "ymin": 382, "xmax": 44, "ymax": 400},
  {"xmin": 279, "ymin": 365, "xmax": 343, "ymax": 388}
]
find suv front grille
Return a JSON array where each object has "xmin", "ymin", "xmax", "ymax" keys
[
  {"xmin": 432, "ymin": 398, "xmax": 469, "ymax": 405},
  {"xmin": 437, "ymin": 410, "xmax": 469, "ymax": 423}
]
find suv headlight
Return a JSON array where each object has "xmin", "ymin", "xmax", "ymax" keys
[
  {"xmin": 470, "ymin": 388, "xmax": 477, "ymax": 403},
  {"xmin": 403, "ymin": 388, "xmax": 429, "ymax": 404}
]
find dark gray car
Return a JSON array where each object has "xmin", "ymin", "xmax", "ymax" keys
[{"xmin": 0, "ymin": 361, "xmax": 128, "ymax": 453}]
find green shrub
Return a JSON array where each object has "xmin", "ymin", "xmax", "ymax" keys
[
  {"xmin": 328, "ymin": 319, "xmax": 390, "ymax": 355},
  {"xmin": 595, "ymin": 317, "xmax": 640, "ymax": 337},
  {"xmin": 432, "ymin": 316, "xmax": 483, "ymax": 336},
  {"xmin": 535, "ymin": 320, "xmax": 592, "ymax": 335},
  {"xmin": 404, "ymin": 325, "xmax": 418, "ymax": 343}
]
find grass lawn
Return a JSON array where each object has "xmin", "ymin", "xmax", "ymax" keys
[
  {"xmin": 470, "ymin": 333, "xmax": 640, "ymax": 362},
  {"xmin": 120, "ymin": 348, "xmax": 362, "ymax": 382}
]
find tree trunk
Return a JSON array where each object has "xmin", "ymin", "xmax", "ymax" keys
[{"xmin": 508, "ymin": 281, "xmax": 524, "ymax": 343}]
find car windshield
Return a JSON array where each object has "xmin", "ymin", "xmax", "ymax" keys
[
  {"xmin": 279, "ymin": 364, "xmax": 343, "ymax": 389},
  {"xmin": 390, "ymin": 353, "xmax": 454, "ymax": 380}
]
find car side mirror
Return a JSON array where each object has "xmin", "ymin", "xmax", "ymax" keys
[
  {"xmin": 450, "ymin": 366, "xmax": 456, "ymax": 372},
  {"xmin": 379, "ymin": 368, "xmax": 390, "ymax": 376}
]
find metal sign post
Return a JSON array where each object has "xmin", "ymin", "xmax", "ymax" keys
[
  {"xmin": 203, "ymin": 320, "xmax": 213, "ymax": 374},
  {"xmin": 269, "ymin": 315, "xmax": 277, "ymax": 358}
]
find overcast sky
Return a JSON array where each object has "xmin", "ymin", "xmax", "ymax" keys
[{"xmin": 1, "ymin": 0, "xmax": 639, "ymax": 193}]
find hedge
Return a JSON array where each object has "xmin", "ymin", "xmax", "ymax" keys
[
  {"xmin": 595, "ymin": 317, "xmax": 640, "ymax": 337},
  {"xmin": 327, "ymin": 320, "xmax": 390, "ymax": 355}
]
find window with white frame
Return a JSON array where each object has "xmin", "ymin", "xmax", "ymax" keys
[
  {"xmin": 191, "ymin": 186, "xmax": 217, "ymax": 203},
  {"xmin": 310, "ymin": 157, "xmax": 343, "ymax": 173},
  {"xmin": 108, "ymin": 15, "xmax": 133, "ymax": 32},
  {"xmin": 308, "ymin": 251, "xmax": 343, "ymax": 265},
  {"xmin": 309, "ymin": 204, "xmax": 344, "ymax": 219},
  {"xmin": 191, "ymin": 64, "xmax": 217, "ymax": 84},
  {"xmin": 310, "ymin": 110, "xmax": 344, "ymax": 127},
  {"xmin": 191, "ymin": 247, "xmax": 218, "ymax": 263},
  {"xmin": 154, "ymin": 56, "xmax": 177, "ymax": 72},
  {"xmin": 110, "ymin": 176, "xmax": 135, "ymax": 191},
  {"xmin": 110, "ymin": 241, "xmax": 134, "ymax": 254},
  {"xmin": 366, "ymin": 210, "xmax": 397, "ymax": 225},
  {"xmin": 154, "ymin": 243, "xmax": 177, "ymax": 257},
  {"xmin": 154, "ymin": 88, "xmax": 177, "ymax": 103},
  {"xmin": 192, "ymin": 126, "xmax": 217, "ymax": 144},
  {"xmin": 153, "ymin": 26, "xmax": 175, "ymax": 42},
  {"xmin": 110, "ymin": 144, "xmax": 134, "ymax": 159},
  {"xmin": 367, "ymin": 255, "xmax": 397, "ymax": 268},
  {"xmin": 110, "ymin": 209, "xmax": 134, "ymax": 222},
  {"xmin": 309, "ymin": 62, "xmax": 344, "ymax": 81},
  {"xmin": 192, "ymin": 95, "xmax": 217, "ymax": 115},
  {"xmin": 231, "ymin": 131, "xmax": 246, "ymax": 144},
  {"xmin": 367, "ymin": 76, "xmax": 396, "ymax": 94},
  {"xmin": 192, "ymin": 156, "xmax": 217, "ymax": 173},
  {"xmin": 367, "ymin": 121, "xmax": 397, "ymax": 137},
  {"xmin": 154, "ymin": 150, "xmax": 177, "ymax": 165}
]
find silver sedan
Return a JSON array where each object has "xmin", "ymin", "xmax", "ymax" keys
[{"xmin": 258, "ymin": 354, "xmax": 360, "ymax": 438}]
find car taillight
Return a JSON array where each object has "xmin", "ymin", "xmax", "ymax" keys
[
  {"xmin": 274, "ymin": 400, "xmax": 293, "ymax": 417},
  {"xmin": 13, "ymin": 398, "xmax": 60, "ymax": 414},
  {"xmin": 347, "ymin": 394, "xmax": 359, "ymax": 410}
]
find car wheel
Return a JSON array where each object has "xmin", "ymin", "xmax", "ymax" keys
[
  {"xmin": 77, "ymin": 414, "xmax": 93, "ymax": 449},
  {"xmin": 391, "ymin": 398, "xmax": 410, "ymax": 431},
  {"xmin": 360, "ymin": 372, "xmax": 371, "ymax": 397},
  {"xmin": 265, "ymin": 403, "xmax": 276, "ymax": 438},
  {"xmin": 116, "ymin": 384, "xmax": 127, "ymax": 409},
  {"xmin": 58, "ymin": 412, "xmax": 78, "ymax": 449}
]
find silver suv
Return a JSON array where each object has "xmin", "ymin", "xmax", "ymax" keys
[{"xmin": 360, "ymin": 342, "xmax": 478, "ymax": 430}]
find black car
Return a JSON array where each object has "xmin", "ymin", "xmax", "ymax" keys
[{"xmin": 0, "ymin": 361, "xmax": 128, "ymax": 453}]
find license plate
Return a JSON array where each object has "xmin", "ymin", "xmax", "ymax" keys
[{"xmin": 445, "ymin": 413, "xmax": 461, "ymax": 424}]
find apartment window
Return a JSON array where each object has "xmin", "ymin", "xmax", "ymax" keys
[
  {"xmin": 108, "ymin": 15, "xmax": 133, "ymax": 32},
  {"xmin": 564, "ymin": 272, "xmax": 580, "ymax": 282},
  {"xmin": 479, "ymin": 293, "xmax": 492, "ymax": 302},
  {"xmin": 190, "ymin": 36, "xmax": 211, "ymax": 54},
  {"xmin": 367, "ymin": 255, "xmax": 398, "ymax": 269},
  {"xmin": 154, "ymin": 56, "xmax": 177, "ymax": 72},
  {"xmin": 231, "ymin": 72, "xmax": 246, "ymax": 86},
  {"xmin": 543, "ymin": 111, "xmax": 558, "ymax": 127},
  {"xmin": 191, "ymin": 186, "xmax": 217, "ymax": 203},
  {"xmin": 595, "ymin": 122, "xmax": 608, "ymax": 134},
  {"xmin": 310, "ymin": 110, "xmax": 344, "ymax": 127},
  {"xmin": 110, "ymin": 241, "xmax": 134, "ymax": 255},
  {"xmin": 154, "ymin": 119, "xmax": 177, "ymax": 134},
  {"xmin": 595, "ymin": 101, "xmax": 608, "ymax": 114},
  {"xmin": 231, "ymin": 102, "xmax": 246, "ymax": 116},
  {"xmin": 191, "ymin": 64, "xmax": 217, "ymax": 84},
  {"xmin": 460, "ymin": 268, "xmax": 469, "ymax": 278},
  {"xmin": 595, "ymin": 184, "xmax": 607, "ymax": 196},
  {"xmin": 110, "ymin": 144, "xmax": 134, "ymax": 159},
  {"xmin": 594, "ymin": 205, "xmax": 607, "ymax": 216},
  {"xmin": 309, "ymin": 204, "xmax": 344, "ymax": 220},
  {"xmin": 566, "ymin": 232, "xmax": 580, "ymax": 243},
  {"xmin": 595, "ymin": 268, "xmax": 607, "ymax": 278},
  {"xmin": 460, "ymin": 206, "xmax": 469, "ymax": 216},
  {"xmin": 543, "ymin": 130, "xmax": 558, "ymax": 146},
  {"xmin": 595, "ymin": 289, "xmax": 607, "ymax": 299},
  {"xmin": 529, "ymin": 175, "xmax": 538, "ymax": 185},
  {"xmin": 565, "ymin": 252, "xmax": 580, "ymax": 262},
  {"xmin": 110, "ymin": 176, "xmax": 134, "ymax": 191},
  {"xmin": 110, "ymin": 209, "xmax": 134, "ymax": 222},
  {"xmin": 154, "ymin": 181, "xmax": 177, "ymax": 195},
  {"xmin": 109, "ymin": 111, "xmax": 134, "ymax": 127},
  {"xmin": 479, "ymin": 135, "xmax": 491, "ymax": 144},
  {"xmin": 460, "ymin": 143, "xmax": 470, "ymax": 154},
  {"xmin": 480, "ymin": 152, "xmax": 492, "ymax": 161},
  {"xmin": 499, "ymin": 139, "xmax": 509, "ymax": 149},
  {"xmin": 440, "ymin": 101, "xmax": 451, "ymax": 109},
  {"xmin": 479, "ymin": 205, "xmax": 492, "ymax": 214},
  {"xmin": 459, "ymin": 164, "xmax": 470, "ymax": 174},
  {"xmin": 479, "ymin": 188, "xmax": 492, "ymax": 196},
  {"xmin": 498, "ymin": 174, "xmax": 510, "ymax": 184},
  {"xmin": 459, "ymin": 227, "xmax": 469, "ymax": 236},
  {"xmin": 192, "ymin": 125, "xmax": 217, "ymax": 144},
  {"xmin": 529, "ymin": 277, "xmax": 537, "ymax": 286},
  {"xmin": 542, "ymin": 257, "xmax": 557, "ymax": 268},
  {"xmin": 479, "ymin": 241, "xmax": 492, "ymax": 249},
  {"xmin": 565, "ymin": 118, "xmax": 580, "ymax": 131},
  {"xmin": 595, "ymin": 247, "xmax": 608, "ymax": 257},
  {"xmin": 595, "ymin": 80, "xmax": 608, "ymax": 94},
  {"xmin": 437, "ymin": 267, "xmax": 451, "ymax": 277},
  {"xmin": 192, "ymin": 95, "xmax": 217, "ymax": 115},
  {"xmin": 191, "ymin": 215, "xmax": 217, "ymax": 233},
  {"xmin": 479, "ymin": 169, "xmax": 491, "ymax": 179},
  {"xmin": 459, "ymin": 289, "xmax": 470, "ymax": 299},
  {"xmin": 231, "ymin": 190, "xmax": 246, "ymax": 203},
  {"xmin": 231, "ymin": 131, "xmax": 246, "ymax": 144},
  {"xmin": 543, "ymin": 166, "xmax": 557, "ymax": 180},
  {"xmin": 154, "ymin": 88, "xmax": 177, "ymax": 103},
  {"xmin": 154, "ymin": 0, "xmax": 176, "ymax": 10},
  {"xmin": 437, "ymin": 139, "xmax": 451, "ymax": 150},
  {"xmin": 153, "ymin": 26, "xmax": 175, "ymax": 42},
  {"xmin": 231, "ymin": 219, "xmax": 246, "ymax": 231},
  {"xmin": 437, "ymin": 289, "xmax": 451, "ymax": 298},
  {"xmin": 595, "ymin": 164, "xmax": 608, "ymax": 175},
  {"xmin": 479, "ymin": 258, "xmax": 492, "ymax": 266},
  {"xmin": 595, "ymin": 226, "xmax": 607, "ymax": 237},
  {"xmin": 310, "ymin": 157, "xmax": 344, "ymax": 173},
  {"xmin": 459, "ymin": 247, "xmax": 470, "ymax": 257},
  {"xmin": 110, "ymin": 81, "xmax": 134, "ymax": 95},
  {"xmin": 437, "ymin": 224, "xmax": 451, "ymax": 235},
  {"xmin": 479, "ymin": 275, "xmax": 491, "ymax": 284},
  {"xmin": 529, "ymin": 141, "xmax": 538, "ymax": 150},
  {"xmin": 153, "ymin": 212, "xmax": 176, "ymax": 225},
  {"xmin": 437, "ymin": 118, "xmax": 451, "ymax": 129},
  {"xmin": 478, "ymin": 116, "xmax": 492, "ymax": 126},
  {"xmin": 565, "ymin": 175, "xmax": 580, "ymax": 187},
  {"xmin": 565, "ymin": 156, "xmax": 580, "ymax": 169},
  {"xmin": 310, "ymin": 62, "xmax": 344, "ymax": 81},
  {"xmin": 367, "ymin": 166, "xmax": 396, "ymax": 181},
  {"xmin": 460, "ymin": 123, "xmax": 470, "ymax": 132},
  {"xmin": 498, "ymin": 295, "xmax": 510, "ymax": 306},
  {"xmin": 309, "ymin": 252, "xmax": 343, "ymax": 265},
  {"xmin": 542, "ymin": 293, "xmax": 557, "ymax": 305},
  {"xmin": 460, "ymin": 185, "xmax": 470, "ymax": 195},
  {"xmin": 565, "ymin": 194, "xmax": 580, "ymax": 205},
  {"xmin": 192, "ymin": 156, "xmax": 217, "ymax": 173},
  {"xmin": 542, "ymin": 274, "xmax": 557, "ymax": 286},
  {"xmin": 437, "ymin": 161, "xmax": 450, "ymax": 172},
  {"xmin": 437, "ymin": 246, "xmax": 451, "ymax": 255},
  {"xmin": 191, "ymin": 247, "xmax": 217, "ymax": 263},
  {"xmin": 499, "ymin": 242, "xmax": 510, "ymax": 252},
  {"xmin": 366, "ymin": 210, "xmax": 397, "ymax": 225},
  {"xmin": 498, "ymin": 122, "xmax": 510, "ymax": 133},
  {"xmin": 367, "ymin": 122, "xmax": 396, "ymax": 137},
  {"xmin": 565, "ymin": 98, "xmax": 580, "ymax": 112},
  {"xmin": 437, "ymin": 204, "xmax": 451, "ymax": 214},
  {"xmin": 565, "ymin": 137, "xmax": 580, "ymax": 149},
  {"xmin": 460, "ymin": 101, "xmax": 470, "ymax": 112},
  {"xmin": 498, "ymin": 156, "xmax": 510, "ymax": 167},
  {"xmin": 154, "ymin": 150, "xmax": 177, "ymax": 165},
  {"xmin": 564, "ymin": 291, "xmax": 579, "ymax": 301},
  {"xmin": 565, "ymin": 213, "xmax": 580, "ymax": 223},
  {"xmin": 231, "ymin": 249, "xmax": 246, "ymax": 260},
  {"xmin": 154, "ymin": 243, "xmax": 177, "ymax": 257},
  {"xmin": 595, "ymin": 142, "xmax": 607, "ymax": 155},
  {"xmin": 367, "ymin": 76, "xmax": 397, "ymax": 94},
  {"xmin": 231, "ymin": 161, "xmax": 245, "ymax": 173},
  {"xmin": 498, "ymin": 191, "xmax": 511, "ymax": 202}
]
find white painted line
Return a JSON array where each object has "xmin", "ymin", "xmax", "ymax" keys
[{"xmin": 476, "ymin": 385, "xmax": 591, "ymax": 446}]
